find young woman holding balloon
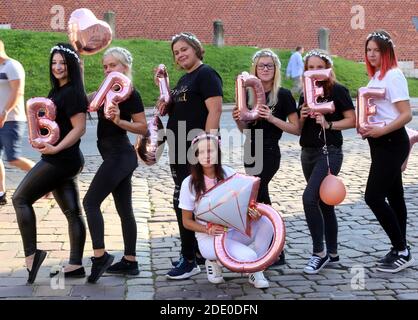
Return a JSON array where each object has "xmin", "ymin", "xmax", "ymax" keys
[
  {"xmin": 161, "ymin": 32, "xmax": 223, "ymax": 280},
  {"xmin": 298, "ymin": 49, "xmax": 355, "ymax": 274},
  {"xmin": 232, "ymin": 49, "xmax": 299, "ymax": 266},
  {"xmin": 13, "ymin": 43, "xmax": 88, "ymax": 284},
  {"xmin": 180, "ymin": 133, "xmax": 274, "ymax": 288},
  {"xmin": 82, "ymin": 47, "xmax": 147, "ymax": 283},
  {"xmin": 360, "ymin": 30, "xmax": 414, "ymax": 273}
]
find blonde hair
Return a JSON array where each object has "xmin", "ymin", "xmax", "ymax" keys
[
  {"xmin": 0, "ymin": 40, "xmax": 7, "ymax": 58},
  {"xmin": 103, "ymin": 47, "xmax": 133, "ymax": 79},
  {"xmin": 250, "ymin": 49, "xmax": 281, "ymax": 107}
]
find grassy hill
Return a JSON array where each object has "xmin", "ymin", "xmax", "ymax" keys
[{"xmin": 1, "ymin": 29, "xmax": 417, "ymax": 107}]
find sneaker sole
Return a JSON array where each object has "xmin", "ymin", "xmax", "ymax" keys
[
  {"xmin": 303, "ymin": 257, "xmax": 330, "ymax": 274},
  {"xmin": 88, "ymin": 255, "xmax": 115, "ymax": 283},
  {"xmin": 166, "ymin": 266, "xmax": 201, "ymax": 280},
  {"xmin": 376, "ymin": 257, "xmax": 415, "ymax": 273}
]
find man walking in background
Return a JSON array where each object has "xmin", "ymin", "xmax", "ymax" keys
[
  {"xmin": 0, "ymin": 40, "xmax": 35, "ymax": 205},
  {"xmin": 286, "ymin": 46, "xmax": 304, "ymax": 97}
]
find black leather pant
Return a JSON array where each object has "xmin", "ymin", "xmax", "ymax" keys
[
  {"xmin": 13, "ymin": 154, "xmax": 85, "ymax": 265},
  {"xmin": 83, "ymin": 135, "xmax": 138, "ymax": 256}
]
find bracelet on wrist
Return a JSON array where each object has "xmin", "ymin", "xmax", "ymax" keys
[{"xmin": 328, "ymin": 121, "xmax": 333, "ymax": 130}]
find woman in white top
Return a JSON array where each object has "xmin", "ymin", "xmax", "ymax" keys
[
  {"xmin": 179, "ymin": 133, "xmax": 274, "ymax": 288},
  {"xmin": 360, "ymin": 30, "xmax": 414, "ymax": 273}
]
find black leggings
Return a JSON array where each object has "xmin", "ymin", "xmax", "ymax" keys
[
  {"xmin": 13, "ymin": 156, "xmax": 85, "ymax": 265},
  {"xmin": 365, "ymin": 129, "xmax": 409, "ymax": 251},
  {"xmin": 301, "ymin": 146, "xmax": 343, "ymax": 254},
  {"xmin": 83, "ymin": 136, "xmax": 138, "ymax": 256},
  {"xmin": 245, "ymin": 145, "xmax": 281, "ymax": 205},
  {"xmin": 170, "ymin": 163, "xmax": 199, "ymax": 261}
]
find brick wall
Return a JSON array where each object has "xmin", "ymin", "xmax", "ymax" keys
[{"xmin": 1, "ymin": 0, "xmax": 417, "ymax": 67}]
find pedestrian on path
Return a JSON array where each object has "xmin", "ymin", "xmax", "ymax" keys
[
  {"xmin": 232, "ymin": 48, "xmax": 300, "ymax": 266},
  {"xmin": 0, "ymin": 40, "xmax": 35, "ymax": 205},
  {"xmin": 360, "ymin": 30, "xmax": 414, "ymax": 273},
  {"xmin": 180, "ymin": 133, "xmax": 273, "ymax": 288},
  {"xmin": 83, "ymin": 47, "xmax": 148, "ymax": 283},
  {"xmin": 161, "ymin": 32, "xmax": 223, "ymax": 280},
  {"xmin": 286, "ymin": 46, "xmax": 304, "ymax": 97},
  {"xmin": 13, "ymin": 43, "xmax": 88, "ymax": 284},
  {"xmin": 298, "ymin": 49, "xmax": 355, "ymax": 274}
]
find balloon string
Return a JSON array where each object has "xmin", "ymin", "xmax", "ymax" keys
[{"xmin": 321, "ymin": 121, "xmax": 331, "ymax": 175}]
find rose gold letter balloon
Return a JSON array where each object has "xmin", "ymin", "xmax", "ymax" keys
[
  {"xmin": 356, "ymin": 87, "xmax": 386, "ymax": 133},
  {"xmin": 88, "ymin": 71, "xmax": 133, "ymax": 118},
  {"xmin": 319, "ymin": 173, "xmax": 346, "ymax": 206},
  {"xmin": 236, "ymin": 72, "xmax": 265, "ymax": 122},
  {"xmin": 26, "ymin": 98, "xmax": 60, "ymax": 148},
  {"xmin": 155, "ymin": 64, "xmax": 171, "ymax": 116},
  {"xmin": 401, "ymin": 127, "xmax": 418, "ymax": 172},
  {"xmin": 135, "ymin": 115, "xmax": 165, "ymax": 165},
  {"xmin": 303, "ymin": 69, "xmax": 335, "ymax": 117},
  {"xmin": 68, "ymin": 8, "xmax": 112, "ymax": 55},
  {"xmin": 214, "ymin": 203, "xmax": 285, "ymax": 273}
]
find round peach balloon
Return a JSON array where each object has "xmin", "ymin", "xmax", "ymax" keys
[
  {"xmin": 319, "ymin": 173, "xmax": 346, "ymax": 206},
  {"xmin": 68, "ymin": 8, "xmax": 112, "ymax": 55}
]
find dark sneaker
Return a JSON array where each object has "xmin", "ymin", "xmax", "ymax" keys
[
  {"xmin": 106, "ymin": 257, "xmax": 139, "ymax": 275},
  {"xmin": 377, "ymin": 250, "xmax": 415, "ymax": 273},
  {"xmin": 329, "ymin": 255, "xmax": 340, "ymax": 263},
  {"xmin": 166, "ymin": 257, "xmax": 200, "ymax": 280},
  {"xmin": 172, "ymin": 254, "xmax": 205, "ymax": 267},
  {"xmin": 27, "ymin": 249, "xmax": 47, "ymax": 284},
  {"xmin": 0, "ymin": 193, "xmax": 7, "ymax": 205},
  {"xmin": 87, "ymin": 252, "xmax": 114, "ymax": 284},
  {"xmin": 304, "ymin": 254, "xmax": 330, "ymax": 274},
  {"xmin": 50, "ymin": 266, "xmax": 86, "ymax": 278},
  {"xmin": 378, "ymin": 247, "xmax": 398, "ymax": 264}
]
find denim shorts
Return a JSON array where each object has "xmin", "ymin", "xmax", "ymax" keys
[{"xmin": 0, "ymin": 121, "xmax": 25, "ymax": 161}]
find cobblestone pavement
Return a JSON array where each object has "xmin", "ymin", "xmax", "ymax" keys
[{"xmin": 0, "ymin": 127, "xmax": 417, "ymax": 300}]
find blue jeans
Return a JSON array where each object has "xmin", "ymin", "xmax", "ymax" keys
[
  {"xmin": 0, "ymin": 121, "xmax": 25, "ymax": 161},
  {"xmin": 301, "ymin": 146, "xmax": 343, "ymax": 254}
]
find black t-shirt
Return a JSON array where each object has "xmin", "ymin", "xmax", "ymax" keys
[
  {"xmin": 247, "ymin": 87, "xmax": 297, "ymax": 149},
  {"xmin": 97, "ymin": 89, "xmax": 144, "ymax": 139},
  {"xmin": 298, "ymin": 82, "xmax": 354, "ymax": 148},
  {"xmin": 43, "ymin": 82, "xmax": 87, "ymax": 162},
  {"xmin": 166, "ymin": 64, "xmax": 223, "ymax": 162}
]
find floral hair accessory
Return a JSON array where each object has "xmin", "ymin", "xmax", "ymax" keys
[{"xmin": 50, "ymin": 45, "xmax": 80, "ymax": 63}]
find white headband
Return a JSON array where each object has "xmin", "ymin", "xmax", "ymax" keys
[
  {"xmin": 50, "ymin": 45, "xmax": 80, "ymax": 63},
  {"xmin": 303, "ymin": 50, "xmax": 333, "ymax": 66},
  {"xmin": 171, "ymin": 33, "xmax": 202, "ymax": 46},
  {"xmin": 367, "ymin": 32, "xmax": 395, "ymax": 46}
]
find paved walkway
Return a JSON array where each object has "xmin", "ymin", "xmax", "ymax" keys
[{"xmin": 0, "ymin": 131, "xmax": 418, "ymax": 300}]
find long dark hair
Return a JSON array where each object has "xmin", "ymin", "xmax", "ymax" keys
[
  {"xmin": 189, "ymin": 134, "xmax": 225, "ymax": 201},
  {"xmin": 49, "ymin": 43, "xmax": 86, "ymax": 100}
]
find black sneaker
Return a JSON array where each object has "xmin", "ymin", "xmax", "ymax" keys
[
  {"xmin": 106, "ymin": 257, "xmax": 139, "ymax": 275},
  {"xmin": 0, "ymin": 193, "xmax": 7, "ymax": 206},
  {"xmin": 378, "ymin": 247, "xmax": 398, "ymax": 264},
  {"xmin": 166, "ymin": 257, "xmax": 200, "ymax": 280},
  {"xmin": 377, "ymin": 250, "xmax": 415, "ymax": 273},
  {"xmin": 27, "ymin": 249, "xmax": 47, "ymax": 284},
  {"xmin": 87, "ymin": 252, "xmax": 114, "ymax": 283},
  {"xmin": 329, "ymin": 255, "xmax": 340, "ymax": 263},
  {"xmin": 172, "ymin": 254, "xmax": 205, "ymax": 267},
  {"xmin": 270, "ymin": 251, "xmax": 286, "ymax": 267},
  {"xmin": 50, "ymin": 267, "xmax": 86, "ymax": 278},
  {"xmin": 303, "ymin": 254, "xmax": 330, "ymax": 274}
]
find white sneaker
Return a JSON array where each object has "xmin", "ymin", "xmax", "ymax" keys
[
  {"xmin": 248, "ymin": 271, "xmax": 269, "ymax": 289},
  {"xmin": 205, "ymin": 260, "xmax": 224, "ymax": 284}
]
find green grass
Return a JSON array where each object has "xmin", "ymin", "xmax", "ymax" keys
[{"xmin": 1, "ymin": 29, "xmax": 417, "ymax": 106}]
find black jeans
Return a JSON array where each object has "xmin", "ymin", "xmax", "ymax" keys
[
  {"xmin": 245, "ymin": 144, "xmax": 281, "ymax": 205},
  {"xmin": 365, "ymin": 129, "xmax": 409, "ymax": 251},
  {"xmin": 83, "ymin": 135, "xmax": 138, "ymax": 256},
  {"xmin": 170, "ymin": 163, "xmax": 199, "ymax": 261},
  {"xmin": 301, "ymin": 145, "xmax": 343, "ymax": 254},
  {"xmin": 13, "ymin": 153, "xmax": 85, "ymax": 265}
]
